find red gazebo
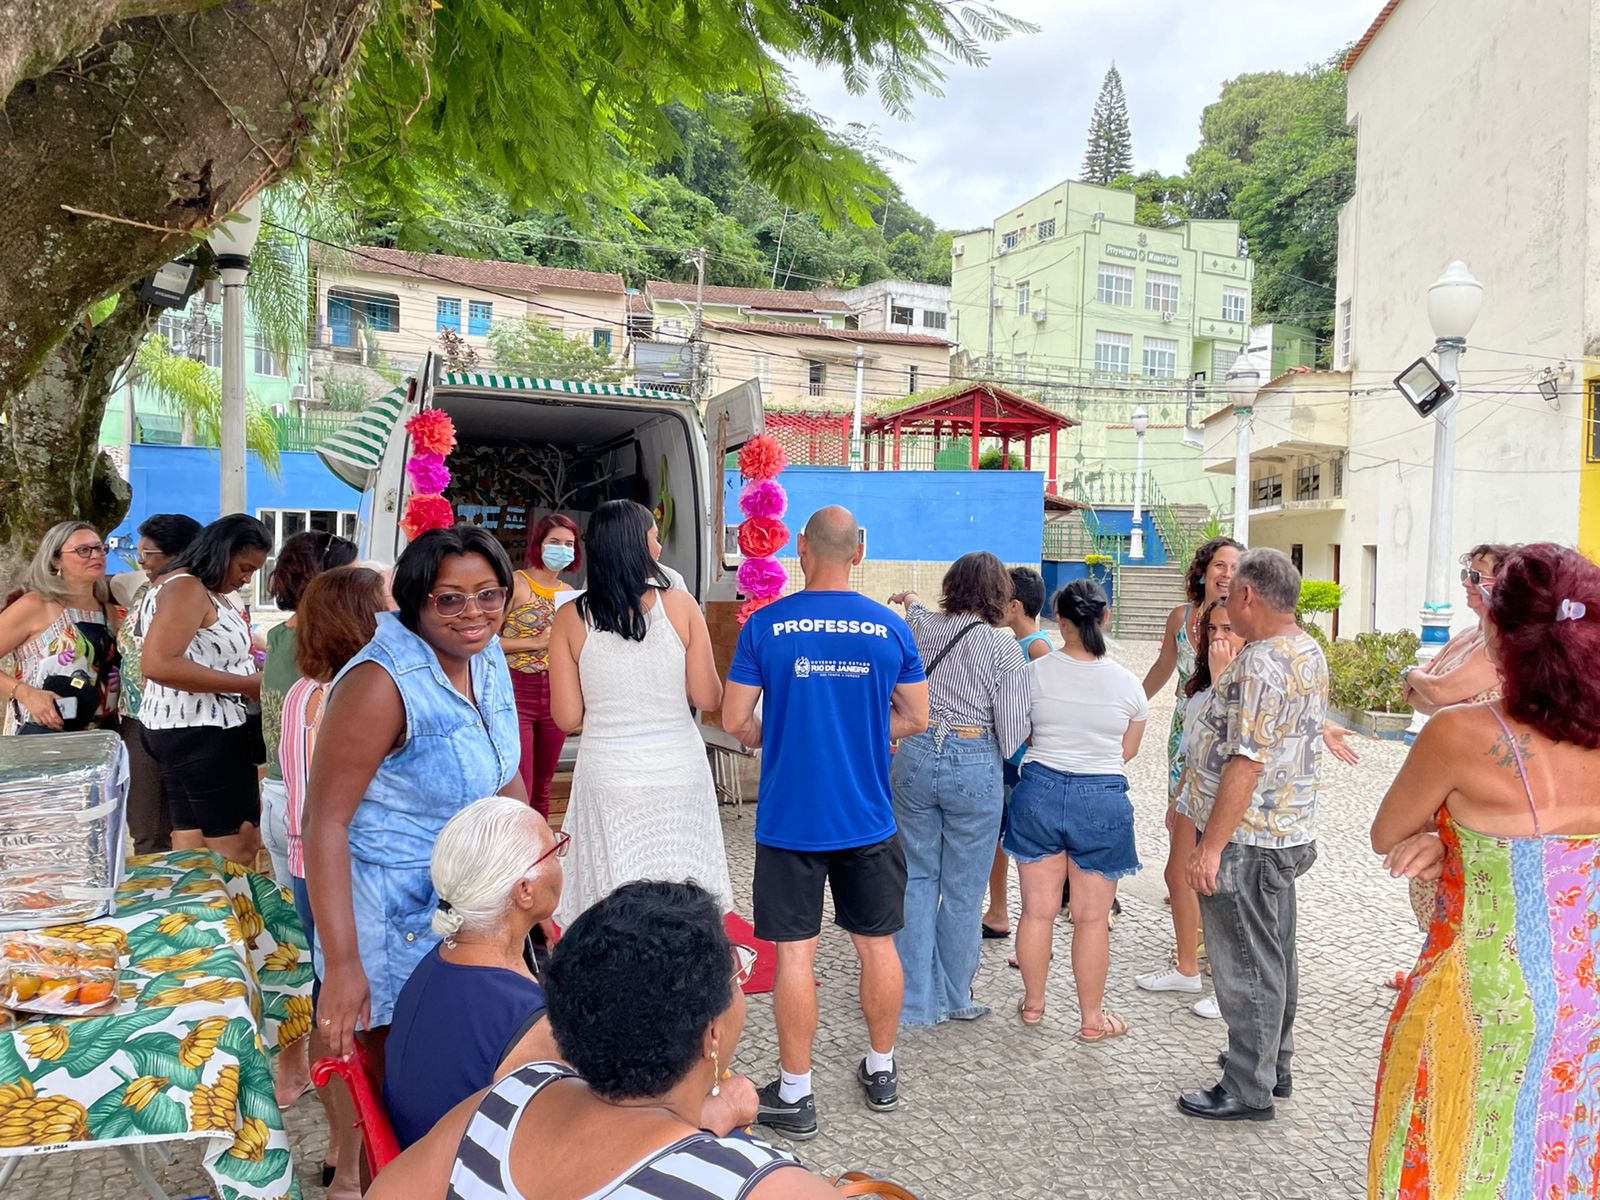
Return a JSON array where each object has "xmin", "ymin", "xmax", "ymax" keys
[{"xmin": 861, "ymin": 383, "xmax": 1077, "ymax": 494}]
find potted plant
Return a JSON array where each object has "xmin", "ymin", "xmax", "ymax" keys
[{"xmin": 1314, "ymin": 627, "xmax": 1419, "ymax": 737}]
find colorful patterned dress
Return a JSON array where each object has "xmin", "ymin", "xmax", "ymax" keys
[
  {"xmin": 1166, "ymin": 605, "xmax": 1196, "ymax": 801},
  {"xmin": 1370, "ymin": 708, "xmax": 1600, "ymax": 1199}
]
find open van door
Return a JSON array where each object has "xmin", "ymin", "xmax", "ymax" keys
[{"xmin": 705, "ymin": 379, "xmax": 764, "ymax": 451}]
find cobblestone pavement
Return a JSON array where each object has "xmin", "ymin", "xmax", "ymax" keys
[{"xmin": 15, "ymin": 638, "xmax": 1421, "ymax": 1200}]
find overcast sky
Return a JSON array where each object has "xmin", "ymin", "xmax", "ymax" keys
[{"xmin": 786, "ymin": 0, "xmax": 1381, "ymax": 230}]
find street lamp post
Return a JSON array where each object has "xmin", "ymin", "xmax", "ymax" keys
[
  {"xmin": 1225, "ymin": 362, "xmax": 1263, "ymax": 546},
  {"xmin": 205, "ymin": 196, "xmax": 263, "ymax": 517},
  {"xmin": 1410, "ymin": 261, "xmax": 1484, "ymax": 731},
  {"xmin": 1129, "ymin": 406, "xmax": 1149, "ymax": 559}
]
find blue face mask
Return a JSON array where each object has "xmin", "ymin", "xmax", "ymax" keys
[{"xmin": 542, "ymin": 543, "xmax": 576, "ymax": 572}]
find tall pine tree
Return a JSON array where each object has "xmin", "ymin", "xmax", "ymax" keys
[{"xmin": 1082, "ymin": 65, "xmax": 1134, "ymax": 184}]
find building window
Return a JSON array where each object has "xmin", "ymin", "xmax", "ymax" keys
[
  {"xmin": 1037, "ymin": 218, "xmax": 1056, "ymax": 240},
  {"xmin": 627, "ymin": 312, "xmax": 653, "ymax": 340},
  {"xmin": 436, "ymin": 297, "xmax": 462, "ymax": 334},
  {"xmin": 1213, "ymin": 346, "xmax": 1240, "ymax": 379},
  {"xmin": 254, "ymin": 508, "xmax": 359, "ymax": 608},
  {"xmin": 921, "ymin": 309, "xmax": 947, "ymax": 330},
  {"xmin": 890, "ymin": 304, "xmax": 914, "ymax": 326},
  {"xmin": 1013, "ymin": 353, "xmax": 1029, "ymax": 382},
  {"xmin": 808, "ymin": 360, "xmax": 825, "ymax": 397},
  {"xmin": 253, "ymin": 345, "xmax": 287, "ymax": 378},
  {"xmin": 1094, "ymin": 331, "xmax": 1131, "ymax": 377},
  {"xmin": 1001, "ymin": 231, "xmax": 1020, "ymax": 251},
  {"xmin": 592, "ymin": 329, "xmax": 613, "ymax": 355},
  {"xmin": 468, "ymin": 300, "xmax": 493, "ymax": 337},
  {"xmin": 754, "ymin": 354, "xmax": 771, "ymax": 392},
  {"xmin": 1296, "ymin": 464, "xmax": 1321, "ymax": 501},
  {"xmin": 1339, "ymin": 299, "xmax": 1354, "ymax": 367},
  {"xmin": 1223, "ymin": 286, "xmax": 1249, "ymax": 325},
  {"xmin": 1146, "ymin": 271, "xmax": 1181, "ymax": 316},
  {"xmin": 1143, "ymin": 337, "xmax": 1178, "ymax": 379},
  {"xmin": 1331, "ymin": 453, "xmax": 1346, "ymax": 497},
  {"xmin": 1097, "ymin": 263, "xmax": 1133, "ymax": 306},
  {"xmin": 1015, "ymin": 283, "xmax": 1030, "ymax": 316},
  {"xmin": 1290, "ymin": 544, "xmax": 1304, "ymax": 573},
  {"xmin": 907, "ymin": 365, "xmax": 919, "ymax": 393},
  {"xmin": 1251, "ymin": 474, "xmax": 1284, "ymax": 508}
]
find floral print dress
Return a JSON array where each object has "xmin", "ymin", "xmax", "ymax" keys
[{"xmin": 8, "ymin": 605, "xmax": 118, "ymax": 733}]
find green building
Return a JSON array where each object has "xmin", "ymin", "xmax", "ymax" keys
[{"xmin": 950, "ymin": 180, "xmax": 1255, "ymax": 506}]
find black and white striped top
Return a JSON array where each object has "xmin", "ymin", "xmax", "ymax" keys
[
  {"xmin": 136, "ymin": 573, "xmax": 253, "ymax": 731},
  {"xmin": 904, "ymin": 603, "xmax": 1031, "ymax": 758},
  {"xmin": 447, "ymin": 1062, "xmax": 800, "ymax": 1200}
]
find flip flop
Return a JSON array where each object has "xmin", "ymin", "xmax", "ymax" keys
[
  {"xmin": 277, "ymin": 1080, "xmax": 315, "ymax": 1111},
  {"xmin": 1016, "ymin": 997, "xmax": 1045, "ymax": 1027},
  {"xmin": 1078, "ymin": 1012, "xmax": 1129, "ymax": 1043},
  {"xmin": 982, "ymin": 924, "xmax": 1011, "ymax": 939},
  {"xmin": 1007, "ymin": 952, "xmax": 1055, "ymax": 969}
]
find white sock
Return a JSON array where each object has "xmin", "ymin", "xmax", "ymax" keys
[
  {"xmin": 778, "ymin": 1069, "xmax": 812, "ymax": 1103},
  {"xmin": 865, "ymin": 1047, "xmax": 895, "ymax": 1075}
]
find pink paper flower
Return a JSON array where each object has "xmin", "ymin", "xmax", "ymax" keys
[
  {"xmin": 737, "ymin": 595, "xmax": 781, "ymax": 625},
  {"xmin": 739, "ymin": 479, "xmax": 787, "ymax": 521},
  {"xmin": 737, "ymin": 556, "xmax": 788, "ymax": 599},
  {"xmin": 400, "ymin": 494, "xmax": 455, "ymax": 540},
  {"xmin": 738, "ymin": 435, "xmax": 788, "ymax": 482},
  {"xmin": 406, "ymin": 409, "xmax": 457, "ymax": 457},
  {"xmin": 406, "ymin": 452, "xmax": 451, "ymax": 494},
  {"xmin": 737, "ymin": 516, "xmax": 789, "ymax": 560}
]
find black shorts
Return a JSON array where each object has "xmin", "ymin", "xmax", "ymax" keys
[
  {"xmin": 141, "ymin": 724, "xmax": 261, "ymax": 839},
  {"xmin": 753, "ymin": 836, "xmax": 907, "ymax": 942}
]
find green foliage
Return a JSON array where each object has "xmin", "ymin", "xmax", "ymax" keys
[
  {"xmin": 1296, "ymin": 580, "xmax": 1345, "ymax": 615},
  {"xmin": 485, "ymin": 318, "xmax": 626, "ymax": 383},
  {"xmin": 1323, "ymin": 629, "xmax": 1420, "ymax": 715},
  {"xmin": 1085, "ymin": 553, "xmax": 1113, "ymax": 567},
  {"xmin": 133, "ymin": 338, "xmax": 282, "ymax": 474},
  {"xmin": 978, "ymin": 446, "xmax": 1023, "ymax": 470},
  {"xmin": 319, "ymin": 378, "xmax": 373, "ymax": 412},
  {"xmin": 1110, "ymin": 170, "xmax": 1191, "ymax": 228},
  {"xmin": 1082, "ymin": 65, "xmax": 1133, "ymax": 184},
  {"xmin": 1201, "ymin": 510, "xmax": 1227, "ymax": 541}
]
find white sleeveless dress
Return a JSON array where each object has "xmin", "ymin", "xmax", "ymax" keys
[{"xmin": 553, "ymin": 596, "xmax": 733, "ymax": 928}]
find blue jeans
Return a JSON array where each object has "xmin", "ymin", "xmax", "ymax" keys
[{"xmin": 890, "ymin": 730, "xmax": 1004, "ymax": 1027}]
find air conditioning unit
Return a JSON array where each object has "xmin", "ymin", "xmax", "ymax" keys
[
  {"xmin": 269, "ymin": 403, "xmax": 285, "ymax": 418},
  {"xmin": 1032, "ymin": 309, "xmax": 1047, "ymax": 324},
  {"xmin": 991, "ymin": 295, "xmax": 1005, "ymax": 309},
  {"xmin": 1161, "ymin": 310, "xmax": 1175, "ymax": 324},
  {"xmin": 995, "ymin": 244, "xmax": 1009, "ymax": 256},
  {"xmin": 952, "ymin": 245, "xmax": 965, "ymax": 258}
]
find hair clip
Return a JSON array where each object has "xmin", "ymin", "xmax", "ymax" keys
[
  {"xmin": 436, "ymin": 898, "xmax": 453, "ymax": 912},
  {"xmin": 1556, "ymin": 598, "xmax": 1588, "ymax": 622}
]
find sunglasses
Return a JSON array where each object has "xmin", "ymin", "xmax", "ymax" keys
[
  {"xmin": 1460, "ymin": 568, "xmax": 1495, "ymax": 587},
  {"xmin": 62, "ymin": 543, "xmax": 108, "ymax": 560},
  {"xmin": 527, "ymin": 830, "xmax": 571, "ymax": 872},
  {"xmin": 732, "ymin": 944, "xmax": 758, "ymax": 988},
  {"xmin": 429, "ymin": 586, "xmax": 509, "ymax": 617}
]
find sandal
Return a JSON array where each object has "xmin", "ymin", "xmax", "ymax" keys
[
  {"xmin": 1007, "ymin": 952, "xmax": 1055, "ymax": 969},
  {"xmin": 1017, "ymin": 997, "xmax": 1045, "ymax": 1027},
  {"xmin": 1078, "ymin": 1012, "xmax": 1129, "ymax": 1043},
  {"xmin": 982, "ymin": 923, "xmax": 1012, "ymax": 939}
]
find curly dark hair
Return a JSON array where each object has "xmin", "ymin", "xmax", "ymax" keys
[
  {"xmin": 545, "ymin": 881, "xmax": 735, "ymax": 1101},
  {"xmin": 1185, "ymin": 536, "xmax": 1244, "ymax": 605},
  {"xmin": 940, "ymin": 551, "xmax": 1011, "ymax": 624},
  {"xmin": 1486, "ymin": 543, "xmax": 1600, "ymax": 749}
]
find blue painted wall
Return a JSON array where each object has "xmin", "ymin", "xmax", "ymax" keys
[
  {"xmin": 1082, "ymin": 506, "xmax": 1168, "ymax": 567},
  {"xmin": 1042, "ymin": 560, "xmax": 1115, "ymax": 608},
  {"xmin": 725, "ymin": 467, "xmax": 1045, "ymax": 562},
  {"xmin": 107, "ymin": 446, "xmax": 355, "ymax": 571}
]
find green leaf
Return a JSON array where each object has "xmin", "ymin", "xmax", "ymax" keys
[
  {"xmin": 234, "ymin": 1042, "xmax": 280, "ymax": 1125},
  {"xmin": 214, "ymin": 1146, "xmax": 292, "ymax": 1191},
  {"xmin": 0, "ymin": 1035, "xmax": 29, "ymax": 1083},
  {"xmin": 130, "ymin": 1091, "xmax": 190, "ymax": 1137},
  {"xmin": 58, "ymin": 1008, "xmax": 170, "ymax": 1078},
  {"xmin": 87, "ymin": 1080, "xmax": 134, "ymax": 1128},
  {"xmin": 121, "ymin": 1033, "xmax": 202, "ymax": 1092}
]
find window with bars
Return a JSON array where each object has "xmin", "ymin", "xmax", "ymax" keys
[
  {"xmin": 468, "ymin": 300, "xmax": 493, "ymax": 337},
  {"xmin": 1295, "ymin": 465, "xmax": 1321, "ymax": 501},
  {"xmin": 1094, "ymin": 331, "xmax": 1131, "ymax": 376},
  {"xmin": 1252, "ymin": 474, "xmax": 1284, "ymax": 507},
  {"xmin": 1001, "ymin": 231, "xmax": 1020, "ymax": 251},
  {"xmin": 890, "ymin": 304, "xmax": 914, "ymax": 326},
  {"xmin": 1223, "ymin": 286, "xmax": 1249, "ymax": 325},
  {"xmin": 1097, "ymin": 263, "xmax": 1133, "ymax": 306},
  {"xmin": 1037, "ymin": 218, "xmax": 1056, "ymax": 240},
  {"xmin": 907, "ymin": 365, "xmax": 919, "ymax": 392},
  {"xmin": 808, "ymin": 360, "xmax": 825, "ymax": 397},
  {"xmin": 436, "ymin": 297, "xmax": 462, "ymax": 334},
  {"xmin": 1332, "ymin": 453, "xmax": 1346, "ymax": 497},
  {"xmin": 1143, "ymin": 337, "xmax": 1178, "ymax": 378},
  {"xmin": 592, "ymin": 329, "xmax": 613, "ymax": 355},
  {"xmin": 1146, "ymin": 271, "xmax": 1181, "ymax": 316}
]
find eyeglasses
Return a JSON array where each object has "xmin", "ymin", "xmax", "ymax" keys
[
  {"xmin": 527, "ymin": 830, "xmax": 571, "ymax": 872},
  {"xmin": 429, "ymin": 587, "xmax": 509, "ymax": 617},
  {"xmin": 1460, "ymin": 568, "xmax": 1495, "ymax": 587},
  {"xmin": 62, "ymin": 543, "xmax": 108, "ymax": 561},
  {"xmin": 732, "ymin": 945, "xmax": 758, "ymax": 988}
]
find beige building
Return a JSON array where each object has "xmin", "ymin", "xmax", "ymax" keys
[
  {"xmin": 312, "ymin": 246, "xmax": 629, "ymax": 376},
  {"xmin": 700, "ymin": 321, "xmax": 951, "ymax": 409}
]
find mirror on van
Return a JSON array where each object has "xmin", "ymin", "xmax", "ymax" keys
[{"xmin": 706, "ymin": 379, "xmax": 764, "ymax": 450}]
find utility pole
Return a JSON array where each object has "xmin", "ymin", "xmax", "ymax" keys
[
  {"xmin": 986, "ymin": 263, "xmax": 997, "ymax": 378},
  {"xmin": 851, "ymin": 344, "xmax": 865, "ymax": 471},
  {"xmin": 688, "ymin": 247, "xmax": 707, "ymax": 404}
]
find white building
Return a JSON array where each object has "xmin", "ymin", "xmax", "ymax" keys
[
  {"xmin": 821, "ymin": 280, "xmax": 951, "ymax": 339},
  {"xmin": 1314, "ymin": 0, "xmax": 1600, "ymax": 634}
]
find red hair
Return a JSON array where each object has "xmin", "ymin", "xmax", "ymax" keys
[
  {"xmin": 1487, "ymin": 543, "xmax": 1600, "ymax": 749},
  {"xmin": 526, "ymin": 513, "xmax": 582, "ymax": 574}
]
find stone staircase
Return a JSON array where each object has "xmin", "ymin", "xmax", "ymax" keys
[{"xmin": 1114, "ymin": 563, "xmax": 1187, "ymax": 642}]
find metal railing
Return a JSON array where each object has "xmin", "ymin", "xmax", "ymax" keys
[
  {"xmin": 1069, "ymin": 468, "xmax": 1204, "ymax": 567},
  {"xmin": 267, "ymin": 410, "xmax": 362, "ymax": 453}
]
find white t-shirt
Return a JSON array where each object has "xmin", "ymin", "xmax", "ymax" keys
[{"xmin": 1024, "ymin": 652, "xmax": 1150, "ymax": 777}]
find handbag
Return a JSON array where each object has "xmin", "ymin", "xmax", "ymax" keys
[{"xmin": 833, "ymin": 1172, "xmax": 922, "ymax": 1199}]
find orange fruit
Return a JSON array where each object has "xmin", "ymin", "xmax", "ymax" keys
[
  {"xmin": 79, "ymin": 955, "xmax": 116, "ymax": 971},
  {"xmin": 76, "ymin": 981, "xmax": 114, "ymax": 1006},
  {"xmin": 7, "ymin": 974, "xmax": 41, "ymax": 1002},
  {"xmin": 38, "ymin": 979, "xmax": 78, "ymax": 1004},
  {"xmin": 2, "ymin": 943, "xmax": 36, "ymax": 962}
]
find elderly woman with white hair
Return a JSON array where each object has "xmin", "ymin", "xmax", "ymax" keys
[{"xmin": 382, "ymin": 796, "xmax": 568, "ymax": 1148}]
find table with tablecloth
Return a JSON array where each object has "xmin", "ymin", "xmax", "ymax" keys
[{"xmin": 0, "ymin": 850, "xmax": 312, "ymax": 1199}]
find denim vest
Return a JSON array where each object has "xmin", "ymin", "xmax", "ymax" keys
[{"xmin": 329, "ymin": 611, "xmax": 519, "ymax": 1025}]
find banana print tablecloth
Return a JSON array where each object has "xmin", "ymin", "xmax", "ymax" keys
[{"xmin": 0, "ymin": 850, "xmax": 312, "ymax": 1199}]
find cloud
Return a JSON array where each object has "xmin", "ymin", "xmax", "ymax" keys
[{"xmin": 786, "ymin": 0, "xmax": 1379, "ymax": 228}]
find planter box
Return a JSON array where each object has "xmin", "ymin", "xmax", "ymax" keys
[{"xmin": 1332, "ymin": 705, "xmax": 1412, "ymax": 740}]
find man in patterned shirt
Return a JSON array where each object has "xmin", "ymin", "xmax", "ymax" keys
[{"xmin": 1177, "ymin": 547, "xmax": 1329, "ymax": 1122}]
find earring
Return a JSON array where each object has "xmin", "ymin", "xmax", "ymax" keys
[{"xmin": 711, "ymin": 1049, "xmax": 720, "ymax": 1097}]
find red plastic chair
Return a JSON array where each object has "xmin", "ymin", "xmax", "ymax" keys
[{"xmin": 312, "ymin": 1041, "xmax": 402, "ymax": 1177}]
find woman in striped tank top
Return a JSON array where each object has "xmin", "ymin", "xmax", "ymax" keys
[{"xmin": 368, "ymin": 881, "xmax": 838, "ymax": 1200}]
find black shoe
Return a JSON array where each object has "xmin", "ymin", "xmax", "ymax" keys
[
  {"xmin": 856, "ymin": 1058, "xmax": 899, "ymax": 1111},
  {"xmin": 1177, "ymin": 1084, "xmax": 1275, "ymax": 1122},
  {"xmin": 1108, "ymin": 897, "xmax": 1122, "ymax": 929},
  {"xmin": 1217, "ymin": 1052, "xmax": 1293, "ymax": 1099},
  {"xmin": 755, "ymin": 1079, "xmax": 818, "ymax": 1140}
]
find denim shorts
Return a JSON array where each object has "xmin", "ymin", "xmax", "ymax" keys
[{"xmin": 1003, "ymin": 762, "xmax": 1141, "ymax": 880}]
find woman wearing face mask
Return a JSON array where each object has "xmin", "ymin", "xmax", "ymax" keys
[
  {"xmin": 500, "ymin": 515, "xmax": 581, "ymax": 818},
  {"xmin": 1401, "ymin": 542, "xmax": 1515, "ymax": 715}
]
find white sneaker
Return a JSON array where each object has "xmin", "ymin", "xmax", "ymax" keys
[
  {"xmin": 1192, "ymin": 995, "xmax": 1222, "ymax": 1019},
  {"xmin": 1135, "ymin": 968, "xmax": 1203, "ymax": 994}
]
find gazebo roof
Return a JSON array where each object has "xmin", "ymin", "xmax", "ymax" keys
[{"xmin": 862, "ymin": 382, "xmax": 1077, "ymax": 437}]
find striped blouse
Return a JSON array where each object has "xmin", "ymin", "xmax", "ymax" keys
[
  {"xmin": 278, "ymin": 675, "xmax": 326, "ymax": 877},
  {"xmin": 903, "ymin": 602, "xmax": 1031, "ymax": 758}
]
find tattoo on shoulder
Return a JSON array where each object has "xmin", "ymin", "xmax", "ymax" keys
[{"xmin": 1486, "ymin": 729, "xmax": 1535, "ymax": 771}]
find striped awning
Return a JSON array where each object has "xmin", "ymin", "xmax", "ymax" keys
[
  {"xmin": 443, "ymin": 373, "xmax": 689, "ymax": 401},
  {"xmin": 315, "ymin": 386, "xmax": 406, "ymax": 489}
]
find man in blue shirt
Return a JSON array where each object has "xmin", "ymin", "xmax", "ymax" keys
[{"xmin": 722, "ymin": 505, "xmax": 928, "ymax": 1140}]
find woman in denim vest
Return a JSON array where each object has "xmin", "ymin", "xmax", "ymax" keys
[{"xmin": 306, "ymin": 526, "xmax": 525, "ymax": 1060}]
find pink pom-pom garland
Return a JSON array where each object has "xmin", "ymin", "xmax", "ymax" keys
[
  {"xmin": 737, "ymin": 435, "xmax": 788, "ymax": 482},
  {"xmin": 737, "ymin": 595, "xmax": 780, "ymax": 626},
  {"xmin": 736, "ymin": 556, "xmax": 788, "ymax": 599},
  {"xmin": 405, "ymin": 452, "xmax": 451, "ymax": 495},
  {"xmin": 739, "ymin": 479, "xmax": 787, "ymax": 521}
]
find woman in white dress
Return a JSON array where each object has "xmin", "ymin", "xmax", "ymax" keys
[{"xmin": 548, "ymin": 500, "xmax": 732, "ymax": 927}]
